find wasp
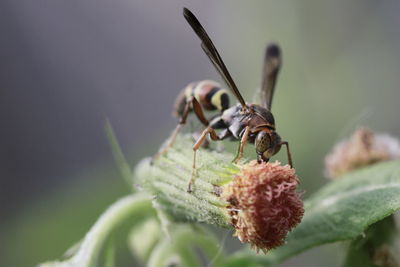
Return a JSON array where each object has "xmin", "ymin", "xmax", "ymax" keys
[
  {"xmin": 153, "ymin": 80, "xmax": 230, "ymax": 158},
  {"xmin": 154, "ymin": 8, "xmax": 293, "ymax": 192}
]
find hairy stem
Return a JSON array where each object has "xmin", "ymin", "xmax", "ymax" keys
[{"xmin": 40, "ymin": 194, "xmax": 154, "ymax": 267}]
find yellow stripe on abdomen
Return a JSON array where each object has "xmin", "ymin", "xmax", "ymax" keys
[{"xmin": 211, "ymin": 89, "xmax": 228, "ymax": 110}]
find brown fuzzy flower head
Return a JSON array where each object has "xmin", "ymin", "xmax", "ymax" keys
[
  {"xmin": 221, "ymin": 160, "xmax": 304, "ymax": 252},
  {"xmin": 325, "ymin": 128, "xmax": 400, "ymax": 179}
]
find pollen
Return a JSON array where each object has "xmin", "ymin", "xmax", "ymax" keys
[{"xmin": 221, "ymin": 161, "xmax": 304, "ymax": 252}]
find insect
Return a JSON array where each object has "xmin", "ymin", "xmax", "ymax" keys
[
  {"xmin": 154, "ymin": 8, "xmax": 293, "ymax": 192},
  {"xmin": 153, "ymin": 80, "xmax": 230, "ymax": 158}
]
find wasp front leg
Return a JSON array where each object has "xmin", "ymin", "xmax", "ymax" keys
[
  {"xmin": 152, "ymin": 97, "xmax": 209, "ymax": 162},
  {"xmin": 232, "ymin": 126, "xmax": 250, "ymax": 164}
]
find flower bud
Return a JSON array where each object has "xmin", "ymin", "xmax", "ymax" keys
[
  {"xmin": 221, "ymin": 161, "xmax": 304, "ymax": 252},
  {"xmin": 325, "ymin": 128, "xmax": 400, "ymax": 178},
  {"xmin": 373, "ymin": 244, "xmax": 398, "ymax": 267}
]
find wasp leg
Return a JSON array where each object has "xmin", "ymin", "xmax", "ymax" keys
[
  {"xmin": 191, "ymin": 96, "xmax": 210, "ymax": 127},
  {"xmin": 152, "ymin": 97, "xmax": 210, "ymax": 162},
  {"xmin": 280, "ymin": 141, "xmax": 293, "ymax": 168},
  {"xmin": 232, "ymin": 126, "xmax": 250, "ymax": 163},
  {"xmin": 188, "ymin": 126, "xmax": 220, "ymax": 193}
]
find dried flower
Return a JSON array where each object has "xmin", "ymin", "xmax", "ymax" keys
[
  {"xmin": 373, "ymin": 244, "xmax": 399, "ymax": 267},
  {"xmin": 221, "ymin": 161, "xmax": 304, "ymax": 252},
  {"xmin": 325, "ymin": 128, "xmax": 400, "ymax": 178}
]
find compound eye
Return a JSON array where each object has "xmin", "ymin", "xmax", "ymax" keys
[{"xmin": 255, "ymin": 131, "xmax": 271, "ymax": 154}]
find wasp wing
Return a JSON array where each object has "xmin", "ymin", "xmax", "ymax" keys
[
  {"xmin": 183, "ymin": 7, "xmax": 246, "ymax": 108},
  {"xmin": 260, "ymin": 44, "xmax": 281, "ymax": 110}
]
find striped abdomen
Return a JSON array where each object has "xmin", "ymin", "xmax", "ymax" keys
[{"xmin": 173, "ymin": 80, "xmax": 230, "ymax": 117}]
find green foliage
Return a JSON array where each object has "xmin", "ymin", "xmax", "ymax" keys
[
  {"xmin": 39, "ymin": 194, "xmax": 155, "ymax": 267},
  {"xmin": 134, "ymin": 135, "xmax": 237, "ymax": 227},
  {"xmin": 39, "ymin": 130, "xmax": 400, "ymax": 266},
  {"xmin": 147, "ymin": 225, "xmax": 225, "ymax": 267},
  {"xmin": 343, "ymin": 216, "xmax": 397, "ymax": 267},
  {"xmin": 132, "ymin": 136, "xmax": 400, "ymax": 266},
  {"xmin": 128, "ymin": 217, "xmax": 162, "ymax": 262},
  {"xmin": 104, "ymin": 239, "xmax": 116, "ymax": 267}
]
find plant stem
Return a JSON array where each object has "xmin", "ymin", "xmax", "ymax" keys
[
  {"xmin": 343, "ymin": 215, "xmax": 398, "ymax": 267},
  {"xmin": 147, "ymin": 225, "xmax": 225, "ymax": 267},
  {"xmin": 39, "ymin": 193, "xmax": 154, "ymax": 267}
]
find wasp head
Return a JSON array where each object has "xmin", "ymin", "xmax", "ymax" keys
[{"xmin": 255, "ymin": 130, "xmax": 282, "ymax": 163}]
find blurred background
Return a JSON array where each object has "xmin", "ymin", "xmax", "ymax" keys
[{"xmin": 1, "ymin": 0, "xmax": 400, "ymax": 266}]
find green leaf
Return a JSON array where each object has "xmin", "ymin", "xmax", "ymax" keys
[
  {"xmin": 147, "ymin": 225, "xmax": 225, "ymax": 267},
  {"xmin": 134, "ymin": 135, "xmax": 236, "ymax": 227},
  {"xmin": 229, "ymin": 160, "xmax": 400, "ymax": 266},
  {"xmin": 105, "ymin": 119, "xmax": 133, "ymax": 186}
]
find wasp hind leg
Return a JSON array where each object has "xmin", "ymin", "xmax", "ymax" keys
[{"xmin": 152, "ymin": 97, "xmax": 209, "ymax": 163}]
